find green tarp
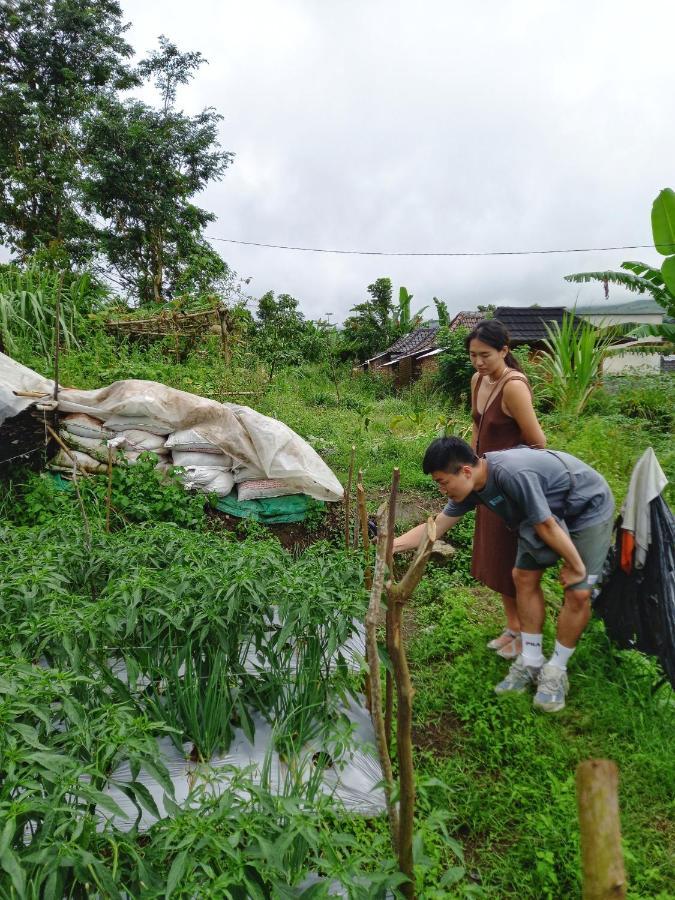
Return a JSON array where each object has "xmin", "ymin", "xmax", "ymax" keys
[{"xmin": 216, "ymin": 492, "xmax": 321, "ymax": 524}]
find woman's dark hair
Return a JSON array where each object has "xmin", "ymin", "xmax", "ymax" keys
[
  {"xmin": 423, "ymin": 437, "xmax": 478, "ymax": 475},
  {"xmin": 465, "ymin": 319, "xmax": 522, "ymax": 372}
]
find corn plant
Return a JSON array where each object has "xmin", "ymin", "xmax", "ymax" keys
[{"xmin": 535, "ymin": 312, "xmax": 617, "ymax": 416}]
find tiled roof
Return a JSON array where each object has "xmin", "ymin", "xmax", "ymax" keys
[
  {"xmin": 386, "ymin": 326, "xmax": 440, "ymax": 358},
  {"xmin": 448, "ymin": 310, "xmax": 482, "ymax": 331},
  {"xmin": 493, "ymin": 307, "xmax": 572, "ymax": 343}
]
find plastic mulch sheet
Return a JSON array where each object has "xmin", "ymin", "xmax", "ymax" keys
[
  {"xmin": 101, "ymin": 695, "xmax": 386, "ymax": 833},
  {"xmin": 593, "ymin": 495, "xmax": 675, "ymax": 688}
]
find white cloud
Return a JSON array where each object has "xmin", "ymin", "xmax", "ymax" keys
[{"xmin": 118, "ymin": 1, "xmax": 675, "ymax": 318}]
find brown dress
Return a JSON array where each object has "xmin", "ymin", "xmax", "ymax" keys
[{"xmin": 471, "ymin": 373, "xmax": 532, "ymax": 597}]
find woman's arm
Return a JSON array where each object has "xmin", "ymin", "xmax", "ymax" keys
[
  {"xmin": 502, "ymin": 379, "xmax": 546, "ymax": 448},
  {"xmin": 470, "ymin": 372, "xmax": 479, "ymax": 449}
]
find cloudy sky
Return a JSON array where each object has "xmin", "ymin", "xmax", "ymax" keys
[{"xmin": 121, "ymin": 0, "xmax": 673, "ymax": 322}]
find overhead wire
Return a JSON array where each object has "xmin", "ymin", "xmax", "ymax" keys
[{"xmin": 206, "ymin": 236, "xmax": 662, "ymax": 258}]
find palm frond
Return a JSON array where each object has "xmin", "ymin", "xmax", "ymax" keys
[
  {"xmin": 620, "ymin": 261, "xmax": 665, "ymax": 287},
  {"xmin": 564, "ymin": 269, "xmax": 669, "ymax": 302}
]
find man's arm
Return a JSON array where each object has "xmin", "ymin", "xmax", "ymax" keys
[
  {"xmin": 534, "ymin": 517, "xmax": 586, "ymax": 588},
  {"xmin": 393, "ymin": 512, "xmax": 461, "ymax": 553}
]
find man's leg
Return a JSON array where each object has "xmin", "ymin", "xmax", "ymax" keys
[
  {"xmin": 533, "ymin": 587, "xmax": 591, "ymax": 713},
  {"xmin": 512, "ymin": 567, "xmax": 546, "ymax": 668},
  {"xmin": 494, "ymin": 567, "xmax": 545, "ymax": 695}
]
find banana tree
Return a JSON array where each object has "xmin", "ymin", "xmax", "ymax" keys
[{"xmin": 394, "ymin": 286, "xmax": 428, "ymax": 332}]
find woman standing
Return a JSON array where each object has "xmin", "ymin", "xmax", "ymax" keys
[{"xmin": 466, "ymin": 320, "xmax": 546, "ymax": 659}]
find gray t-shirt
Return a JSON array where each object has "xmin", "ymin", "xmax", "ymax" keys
[{"xmin": 442, "ymin": 447, "xmax": 614, "ymax": 532}]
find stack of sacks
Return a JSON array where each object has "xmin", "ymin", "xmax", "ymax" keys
[
  {"xmin": 237, "ymin": 479, "xmax": 300, "ymax": 501},
  {"xmin": 165, "ymin": 428, "xmax": 235, "ymax": 496},
  {"xmin": 54, "ymin": 413, "xmax": 112, "ymax": 473}
]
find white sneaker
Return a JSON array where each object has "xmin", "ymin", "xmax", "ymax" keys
[
  {"xmin": 494, "ymin": 656, "xmax": 541, "ymax": 695},
  {"xmin": 533, "ymin": 663, "xmax": 569, "ymax": 713}
]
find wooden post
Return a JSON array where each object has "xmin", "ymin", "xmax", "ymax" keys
[
  {"xmin": 576, "ymin": 759, "xmax": 627, "ymax": 900},
  {"xmin": 344, "ymin": 445, "xmax": 356, "ymax": 550},
  {"xmin": 384, "ymin": 467, "xmax": 400, "ymax": 753},
  {"xmin": 53, "ymin": 272, "xmax": 64, "ymax": 404},
  {"xmin": 105, "ymin": 445, "xmax": 113, "ymax": 534},
  {"xmin": 357, "ymin": 474, "xmax": 371, "ymax": 590}
]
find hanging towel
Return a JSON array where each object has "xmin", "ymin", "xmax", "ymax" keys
[{"xmin": 621, "ymin": 447, "xmax": 668, "ymax": 571}]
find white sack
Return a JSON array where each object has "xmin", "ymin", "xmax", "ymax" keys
[
  {"xmin": 180, "ymin": 466, "xmax": 235, "ymax": 496},
  {"xmin": 116, "ymin": 429, "xmax": 168, "ymax": 452},
  {"xmin": 104, "ymin": 414, "xmax": 173, "ymax": 436},
  {"xmin": 59, "ymin": 430, "xmax": 106, "ymax": 453},
  {"xmin": 63, "ymin": 413, "xmax": 112, "ymax": 441},
  {"xmin": 165, "ymin": 427, "xmax": 222, "ymax": 452},
  {"xmin": 171, "ymin": 449, "xmax": 232, "ymax": 468},
  {"xmin": 51, "ymin": 448, "xmax": 106, "ymax": 474},
  {"xmin": 237, "ymin": 479, "xmax": 298, "ymax": 501}
]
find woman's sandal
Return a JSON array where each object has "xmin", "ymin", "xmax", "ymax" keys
[
  {"xmin": 487, "ymin": 628, "xmax": 519, "ymax": 651},
  {"xmin": 496, "ymin": 635, "xmax": 522, "ymax": 660}
]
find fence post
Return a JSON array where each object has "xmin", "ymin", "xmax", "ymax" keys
[{"xmin": 576, "ymin": 759, "xmax": 627, "ymax": 900}]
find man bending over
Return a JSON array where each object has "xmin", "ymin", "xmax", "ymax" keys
[{"xmin": 393, "ymin": 437, "xmax": 614, "ymax": 712}]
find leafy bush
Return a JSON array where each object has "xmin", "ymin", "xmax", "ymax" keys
[{"xmin": 435, "ymin": 325, "xmax": 475, "ymax": 405}]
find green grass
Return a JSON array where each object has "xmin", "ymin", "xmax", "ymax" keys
[{"xmin": 407, "ymin": 578, "xmax": 675, "ymax": 899}]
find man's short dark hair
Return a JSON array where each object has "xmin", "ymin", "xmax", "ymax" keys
[{"xmin": 422, "ymin": 437, "xmax": 479, "ymax": 475}]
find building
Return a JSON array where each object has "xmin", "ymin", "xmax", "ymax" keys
[
  {"xmin": 492, "ymin": 306, "xmax": 573, "ymax": 350},
  {"xmin": 572, "ymin": 297, "xmax": 665, "ymax": 328}
]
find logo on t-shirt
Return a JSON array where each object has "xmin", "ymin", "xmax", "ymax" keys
[{"xmin": 488, "ymin": 495, "xmax": 505, "ymax": 508}]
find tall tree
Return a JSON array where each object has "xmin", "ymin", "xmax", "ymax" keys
[
  {"xmin": 343, "ymin": 277, "xmax": 397, "ymax": 361},
  {"xmin": 0, "ymin": 0, "xmax": 136, "ymax": 260},
  {"xmin": 83, "ymin": 37, "xmax": 233, "ymax": 303}
]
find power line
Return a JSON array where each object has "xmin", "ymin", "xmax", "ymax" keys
[{"xmin": 206, "ymin": 235, "xmax": 660, "ymax": 258}]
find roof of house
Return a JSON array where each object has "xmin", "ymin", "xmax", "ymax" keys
[
  {"xmin": 383, "ymin": 325, "xmax": 440, "ymax": 358},
  {"xmin": 572, "ymin": 297, "xmax": 664, "ymax": 316},
  {"xmin": 448, "ymin": 310, "xmax": 482, "ymax": 331},
  {"xmin": 493, "ymin": 306, "xmax": 571, "ymax": 343}
]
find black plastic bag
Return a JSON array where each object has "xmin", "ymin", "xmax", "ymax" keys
[{"xmin": 593, "ymin": 495, "xmax": 675, "ymax": 688}]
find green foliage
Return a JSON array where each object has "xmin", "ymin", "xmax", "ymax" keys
[
  {"xmin": 253, "ymin": 290, "xmax": 323, "ymax": 381},
  {"xmin": 83, "ymin": 36, "xmax": 233, "ymax": 303},
  {"xmin": 0, "ymin": 260, "xmax": 104, "ymax": 360},
  {"xmin": 0, "ymin": 0, "xmax": 137, "ymax": 260},
  {"xmin": 343, "ymin": 277, "xmax": 397, "ymax": 361},
  {"xmin": 5, "ymin": 454, "xmax": 207, "ymax": 530},
  {"xmin": 433, "ymin": 297, "xmax": 450, "ymax": 328},
  {"xmin": 534, "ymin": 312, "xmax": 616, "ymax": 416},
  {"xmin": 435, "ymin": 325, "xmax": 475, "ymax": 405}
]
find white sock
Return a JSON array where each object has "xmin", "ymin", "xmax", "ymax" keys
[
  {"xmin": 520, "ymin": 632, "xmax": 544, "ymax": 668},
  {"xmin": 549, "ymin": 640, "xmax": 575, "ymax": 671}
]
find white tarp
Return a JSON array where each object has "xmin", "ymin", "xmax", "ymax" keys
[
  {"xmin": 0, "ymin": 351, "xmax": 53, "ymax": 424},
  {"xmin": 0, "ymin": 355, "xmax": 343, "ymax": 501}
]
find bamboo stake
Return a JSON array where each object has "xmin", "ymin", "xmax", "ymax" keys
[
  {"xmin": 576, "ymin": 759, "xmax": 627, "ymax": 900},
  {"xmin": 384, "ymin": 467, "xmax": 400, "ymax": 752},
  {"xmin": 365, "ymin": 503, "xmax": 399, "ymax": 853},
  {"xmin": 52, "ymin": 272, "xmax": 64, "ymax": 404},
  {"xmin": 344, "ymin": 444, "xmax": 356, "ymax": 550},
  {"xmin": 357, "ymin": 476, "xmax": 371, "ymax": 590},
  {"xmin": 105, "ymin": 446, "xmax": 113, "ymax": 534}
]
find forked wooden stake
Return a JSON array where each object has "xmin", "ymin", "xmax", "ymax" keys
[
  {"xmin": 576, "ymin": 759, "xmax": 627, "ymax": 900},
  {"xmin": 365, "ymin": 467, "xmax": 436, "ymax": 899},
  {"xmin": 387, "ymin": 517, "xmax": 436, "ymax": 900}
]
